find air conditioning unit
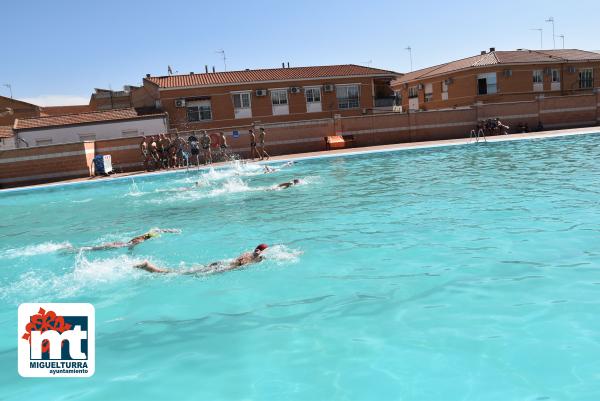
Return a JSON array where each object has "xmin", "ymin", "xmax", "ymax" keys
[
  {"xmin": 255, "ymin": 89, "xmax": 267, "ymax": 96},
  {"xmin": 503, "ymin": 69, "xmax": 513, "ymax": 77},
  {"xmin": 175, "ymin": 99, "xmax": 186, "ymax": 107},
  {"xmin": 417, "ymin": 83, "xmax": 424, "ymax": 90},
  {"xmin": 444, "ymin": 78, "xmax": 454, "ymax": 85},
  {"xmin": 323, "ymin": 84, "xmax": 334, "ymax": 92},
  {"xmin": 544, "ymin": 68, "xmax": 552, "ymax": 75},
  {"xmin": 290, "ymin": 87, "xmax": 302, "ymax": 94},
  {"xmin": 568, "ymin": 66, "xmax": 577, "ymax": 73}
]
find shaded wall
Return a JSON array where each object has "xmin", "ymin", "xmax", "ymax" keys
[{"xmin": 1, "ymin": 92, "xmax": 599, "ymax": 189}]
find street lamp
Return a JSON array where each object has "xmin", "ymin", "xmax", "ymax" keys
[
  {"xmin": 545, "ymin": 17, "xmax": 555, "ymax": 49},
  {"xmin": 556, "ymin": 34, "xmax": 565, "ymax": 49}
]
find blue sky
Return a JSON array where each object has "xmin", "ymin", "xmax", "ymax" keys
[{"xmin": 2, "ymin": 0, "xmax": 599, "ymax": 105}]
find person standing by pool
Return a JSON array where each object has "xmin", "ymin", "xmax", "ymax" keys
[
  {"xmin": 258, "ymin": 127, "xmax": 270, "ymax": 160},
  {"xmin": 134, "ymin": 244, "xmax": 269, "ymax": 275},
  {"xmin": 219, "ymin": 132, "xmax": 228, "ymax": 156},
  {"xmin": 200, "ymin": 130, "xmax": 212, "ymax": 165},
  {"xmin": 149, "ymin": 136, "xmax": 160, "ymax": 169},
  {"xmin": 188, "ymin": 132, "xmax": 200, "ymax": 166},
  {"xmin": 140, "ymin": 137, "xmax": 150, "ymax": 170},
  {"xmin": 249, "ymin": 129, "xmax": 259, "ymax": 160}
]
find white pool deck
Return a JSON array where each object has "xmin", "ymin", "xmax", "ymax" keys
[{"xmin": 2, "ymin": 126, "xmax": 599, "ymax": 193}]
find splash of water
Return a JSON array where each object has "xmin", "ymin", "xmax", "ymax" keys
[{"xmin": 0, "ymin": 241, "xmax": 73, "ymax": 259}]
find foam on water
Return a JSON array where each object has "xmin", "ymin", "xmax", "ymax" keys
[
  {"xmin": 0, "ymin": 253, "xmax": 146, "ymax": 303},
  {"xmin": 262, "ymin": 244, "xmax": 303, "ymax": 264},
  {"xmin": 0, "ymin": 241, "xmax": 73, "ymax": 259}
]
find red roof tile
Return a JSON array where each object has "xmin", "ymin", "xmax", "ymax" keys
[
  {"xmin": 15, "ymin": 108, "xmax": 164, "ymax": 130},
  {"xmin": 0, "ymin": 125, "xmax": 13, "ymax": 138},
  {"xmin": 147, "ymin": 64, "xmax": 399, "ymax": 88},
  {"xmin": 394, "ymin": 49, "xmax": 600, "ymax": 84}
]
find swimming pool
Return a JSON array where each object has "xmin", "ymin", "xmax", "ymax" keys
[{"xmin": 1, "ymin": 133, "xmax": 600, "ymax": 400}]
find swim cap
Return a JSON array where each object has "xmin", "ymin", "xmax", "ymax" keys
[
  {"xmin": 148, "ymin": 232, "xmax": 160, "ymax": 238},
  {"xmin": 255, "ymin": 244, "xmax": 269, "ymax": 251}
]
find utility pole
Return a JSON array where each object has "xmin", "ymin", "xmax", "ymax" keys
[
  {"xmin": 556, "ymin": 34, "xmax": 565, "ymax": 49},
  {"xmin": 216, "ymin": 49, "xmax": 227, "ymax": 71},
  {"xmin": 405, "ymin": 46, "xmax": 413, "ymax": 72},
  {"xmin": 530, "ymin": 28, "xmax": 543, "ymax": 49},
  {"xmin": 545, "ymin": 17, "xmax": 555, "ymax": 49},
  {"xmin": 2, "ymin": 84, "xmax": 12, "ymax": 98}
]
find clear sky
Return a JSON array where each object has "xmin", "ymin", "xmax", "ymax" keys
[{"xmin": 2, "ymin": 0, "xmax": 599, "ymax": 105}]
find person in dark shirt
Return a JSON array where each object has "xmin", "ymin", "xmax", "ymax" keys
[{"xmin": 188, "ymin": 133, "xmax": 200, "ymax": 166}]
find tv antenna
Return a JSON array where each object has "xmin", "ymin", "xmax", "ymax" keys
[
  {"xmin": 216, "ymin": 49, "xmax": 227, "ymax": 71},
  {"xmin": 405, "ymin": 46, "xmax": 413, "ymax": 71},
  {"xmin": 530, "ymin": 28, "xmax": 543, "ymax": 49}
]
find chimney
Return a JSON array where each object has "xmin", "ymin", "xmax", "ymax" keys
[
  {"xmin": 489, "ymin": 47, "xmax": 496, "ymax": 52},
  {"xmin": 212, "ymin": 66, "xmax": 215, "ymax": 73},
  {"xmin": 480, "ymin": 50, "xmax": 486, "ymax": 55},
  {"xmin": 190, "ymin": 72, "xmax": 194, "ymax": 75},
  {"xmin": 145, "ymin": 74, "xmax": 150, "ymax": 78},
  {"xmin": 282, "ymin": 62, "xmax": 285, "ymax": 68},
  {"xmin": 287, "ymin": 62, "xmax": 290, "ymax": 68},
  {"xmin": 205, "ymin": 65, "xmax": 209, "ymax": 73}
]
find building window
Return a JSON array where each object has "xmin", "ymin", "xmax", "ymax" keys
[
  {"xmin": 393, "ymin": 91, "xmax": 402, "ymax": 106},
  {"xmin": 408, "ymin": 86, "xmax": 418, "ymax": 98},
  {"xmin": 79, "ymin": 134, "xmax": 96, "ymax": 141},
  {"xmin": 533, "ymin": 70, "xmax": 543, "ymax": 83},
  {"xmin": 477, "ymin": 73, "xmax": 497, "ymax": 95},
  {"xmin": 551, "ymin": 69, "xmax": 560, "ymax": 83},
  {"xmin": 424, "ymin": 83, "xmax": 433, "ymax": 102},
  {"xmin": 579, "ymin": 68, "xmax": 593, "ymax": 89},
  {"xmin": 271, "ymin": 89, "xmax": 288, "ymax": 106},
  {"xmin": 305, "ymin": 87, "xmax": 321, "ymax": 103},
  {"xmin": 187, "ymin": 100, "xmax": 212, "ymax": 122},
  {"xmin": 336, "ymin": 84, "xmax": 360, "ymax": 109},
  {"xmin": 232, "ymin": 92, "xmax": 252, "ymax": 119},
  {"xmin": 232, "ymin": 92, "xmax": 251, "ymax": 109}
]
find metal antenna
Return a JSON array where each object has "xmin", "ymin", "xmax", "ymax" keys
[
  {"xmin": 361, "ymin": 59, "xmax": 373, "ymax": 67},
  {"xmin": 2, "ymin": 84, "xmax": 12, "ymax": 98},
  {"xmin": 556, "ymin": 34, "xmax": 565, "ymax": 49},
  {"xmin": 216, "ymin": 49, "xmax": 227, "ymax": 71},
  {"xmin": 405, "ymin": 46, "xmax": 413, "ymax": 72},
  {"xmin": 530, "ymin": 28, "xmax": 543, "ymax": 49},
  {"xmin": 545, "ymin": 17, "xmax": 555, "ymax": 49}
]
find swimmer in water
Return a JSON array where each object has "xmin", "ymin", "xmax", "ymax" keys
[
  {"xmin": 134, "ymin": 244, "xmax": 269, "ymax": 275},
  {"xmin": 274, "ymin": 179, "xmax": 300, "ymax": 189},
  {"xmin": 263, "ymin": 161, "xmax": 294, "ymax": 174},
  {"xmin": 84, "ymin": 228, "xmax": 180, "ymax": 251}
]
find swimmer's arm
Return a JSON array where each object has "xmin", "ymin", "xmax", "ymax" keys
[{"xmin": 134, "ymin": 260, "xmax": 172, "ymax": 274}]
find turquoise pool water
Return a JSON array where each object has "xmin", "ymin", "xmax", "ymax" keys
[{"xmin": 1, "ymin": 133, "xmax": 600, "ymax": 400}]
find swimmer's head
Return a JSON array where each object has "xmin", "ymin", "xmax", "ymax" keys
[
  {"xmin": 254, "ymin": 243, "xmax": 268, "ymax": 255},
  {"xmin": 293, "ymin": 179, "xmax": 300, "ymax": 184}
]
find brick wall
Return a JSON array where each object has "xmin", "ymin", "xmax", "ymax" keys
[{"xmin": 1, "ymin": 92, "xmax": 599, "ymax": 189}]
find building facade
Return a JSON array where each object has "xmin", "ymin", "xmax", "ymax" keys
[
  {"xmin": 12, "ymin": 108, "xmax": 168, "ymax": 148},
  {"xmin": 391, "ymin": 49, "xmax": 600, "ymax": 111},
  {"xmin": 139, "ymin": 64, "xmax": 399, "ymax": 131},
  {"xmin": 0, "ymin": 96, "xmax": 41, "ymax": 126}
]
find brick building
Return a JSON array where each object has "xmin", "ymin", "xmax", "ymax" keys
[
  {"xmin": 0, "ymin": 96, "xmax": 41, "ymax": 126},
  {"xmin": 12, "ymin": 108, "xmax": 168, "ymax": 148},
  {"xmin": 139, "ymin": 64, "xmax": 399, "ymax": 130},
  {"xmin": 391, "ymin": 49, "xmax": 600, "ymax": 111}
]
